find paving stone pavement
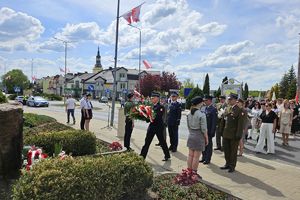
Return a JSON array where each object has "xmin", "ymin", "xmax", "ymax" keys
[{"xmin": 24, "ymin": 106, "xmax": 300, "ymax": 200}]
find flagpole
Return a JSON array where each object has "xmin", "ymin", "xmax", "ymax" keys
[{"xmin": 110, "ymin": 0, "xmax": 121, "ymax": 127}]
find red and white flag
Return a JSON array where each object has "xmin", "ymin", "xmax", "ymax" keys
[
  {"xmin": 143, "ymin": 60, "xmax": 152, "ymax": 69},
  {"xmin": 32, "ymin": 76, "xmax": 37, "ymax": 81},
  {"xmin": 134, "ymin": 88, "xmax": 141, "ymax": 97},
  {"xmin": 121, "ymin": 3, "xmax": 144, "ymax": 24}
]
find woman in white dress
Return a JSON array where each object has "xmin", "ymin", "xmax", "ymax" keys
[
  {"xmin": 279, "ymin": 100, "xmax": 293, "ymax": 146},
  {"xmin": 248, "ymin": 102, "xmax": 262, "ymax": 140}
]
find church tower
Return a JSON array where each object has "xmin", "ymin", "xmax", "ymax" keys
[{"xmin": 93, "ymin": 46, "xmax": 103, "ymax": 73}]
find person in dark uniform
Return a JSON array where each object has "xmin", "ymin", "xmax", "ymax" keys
[
  {"xmin": 140, "ymin": 92, "xmax": 171, "ymax": 161},
  {"xmin": 167, "ymin": 91, "xmax": 182, "ymax": 152},
  {"xmin": 215, "ymin": 95, "xmax": 227, "ymax": 151},
  {"xmin": 200, "ymin": 95, "xmax": 217, "ymax": 164},
  {"xmin": 220, "ymin": 93, "xmax": 244, "ymax": 173},
  {"xmin": 80, "ymin": 93, "xmax": 87, "ymax": 130},
  {"xmin": 124, "ymin": 93, "xmax": 135, "ymax": 151},
  {"xmin": 156, "ymin": 96, "xmax": 168, "ymax": 146}
]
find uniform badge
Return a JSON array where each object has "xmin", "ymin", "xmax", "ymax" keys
[
  {"xmin": 160, "ymin": 108, "xmax": 163, "ymax": 112},
  {"xmin": 242, "ymin": 112, "xmax": 244, "ymax": 116}
]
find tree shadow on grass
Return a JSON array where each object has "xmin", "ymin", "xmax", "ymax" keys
[{"xmin": 207, "ymin": 163, "xmax": 285, "ymax": 198}]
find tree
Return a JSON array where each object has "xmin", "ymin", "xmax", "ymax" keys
[
  {"xmin": 287, "ymin": 79, "xmax": 297, "ymax": 99},
  {"xmin": 213, "ymin": 87, "xmax": 221, "ymax": 98},
  {"xmin": 279, "ymin": 73, "xmax": 289, "ymax": 98},
  {"xmin": 203, "ymin": 73, "xmax": 210, "ymax": 95},
  {"xmin": 1, "ymin": 69, "xmax": 30, "ymax": 94},
  {"xmin": 243, "ymin": 83, "xmax": 249, "ymax": 99},
  {"xmin": 186, "ymin": 85, "xmax": 203, "ymax": 109},
  {"xmin": 179, "ymin": 78, "xmax": 194, "ymax": 96},
  {"xmin": 160, "ymin": 71, "xmax": 181, "ymax": 93},
  {"xmin": 140, "ymin": 74, "xmax": 161, "ymax": 97}
]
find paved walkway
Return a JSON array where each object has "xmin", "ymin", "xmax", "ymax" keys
[{"xmin": 24, "ymin": 107, "xmax": 300, "ymax": 200}]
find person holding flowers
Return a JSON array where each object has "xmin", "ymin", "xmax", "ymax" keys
[
  {"xmin": 140, "ymin": 92, "xmax": 171, "ymax": 161},
  {"xmin": 124, "ymin": 93, "xmax": 135, "ymax": 151}
]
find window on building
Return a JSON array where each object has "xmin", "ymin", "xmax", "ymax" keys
[
  {"xmin": 120, "ymin": 83, "xmax": 126, "ymax": 89},
  {"xmin": 120, "ymin": 73, "xmax": 125, "ymax": 78},
  {"xmin": 75, "ymin": 81, "xmax": 80, "ymax": 88},
  {"xmin": 71, "ymin": 84, "xmax": 74, "ymax": 88}
]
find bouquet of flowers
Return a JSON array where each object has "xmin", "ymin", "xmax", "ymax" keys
[
  {"xmin": 173, "ymin": 168, "xmax": 201, "ymax": 186},
  {"xmin": 109, "ymin": 141, "xmax": 123, "ymax": 151},
  {"xmin": 129, "ymin": 104, "xmax": 156, "ymax": 122},
  {"xmin": 24, "ymin": 146, "xmax": 48, "ymax": 171}
]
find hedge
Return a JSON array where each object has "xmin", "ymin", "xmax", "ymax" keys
[
  {"xmin": 24, "ymin": 130, "xmax": 96, "ymax": 156},
  {"xmin": 8, "ymin": 94, "xmax": 17, "ymax": 100},
  {"xmin": 12, "ymin": 153, "xmax": 153, "ymax": 200},
  {"xmin": 23, "ymin": 113, "xmax": 56, "ymax": 127},
  {"xmin": 23, "ymin": 122, "xmax": 73, "ymax": 138},
  {"xmin": 0, "ymin": 92, "xmax": 7, "ymax": 104},
  {"xmin": 42, "ymin": 94, "xmax": 62, "ymax": 101}
]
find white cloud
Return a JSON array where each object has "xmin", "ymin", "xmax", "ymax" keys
[
  {"xmin": 0, "ymin": 7, "xmax": 44, "ymax": 51},
  {"xmin": 276, "ymin": 14, "xmax": 300, "ymax": 38}
]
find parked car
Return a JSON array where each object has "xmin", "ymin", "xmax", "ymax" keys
[
  {"xmin": 15, "ymin": 96, "xmax": 24, "ymax": 104},
  {"xmin": 99, "ymin": 96, "xmax": 108, "ymax": 103},
  {"xmin": 27, "ymin": 96, "xmax": 49, "ymax": 107}
]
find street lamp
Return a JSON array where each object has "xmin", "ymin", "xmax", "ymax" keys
[
  {"xmin": 53, "ymin": 37, "xmax": 75, "ymax": 104},
  {"xmin": 128, "ymin": 24, "xmax": 142, "ymax": 94}
]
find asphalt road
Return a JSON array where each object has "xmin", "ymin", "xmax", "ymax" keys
[{"xmin": 24, "ymin": 100, "xmax": 300, "ymax": 168}]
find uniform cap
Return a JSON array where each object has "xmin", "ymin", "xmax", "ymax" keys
[
  {"xmin": 191, "ymin": 96, "xmax": 203, "ymax": 105},
  {"xmin": 170, "ymin": 91, "xmax": 179, "ymax": 97},
  {"xmin": 151, "ymin": 92, "xmax": 160, "ymax": 98},
  {"xmin": 219, "ymin": 95, "xmax": 226, "ymax": 99},
  {"xmin": 86, "ymin": 93, "xmax": 91, "ymax": 97},
  {"xmin": 228, "ymin": 93, "xmax": 238, "ymax": 100},
  {"xmin": 127, "ymin": 93, "xmax": 134, "ymax": 99}
]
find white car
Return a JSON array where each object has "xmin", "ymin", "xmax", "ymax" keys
[{"xmin": 15, "ymin": 96, "xmax": 24, "ymax": 104}]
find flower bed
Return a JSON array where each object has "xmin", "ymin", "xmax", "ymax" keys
[
  {"xmin": 12, "ymin": 153, "xmax": 153, "ymax": 200},
  {"xmin": 152, "ymin": 173, "xmax": 239, "ymax": 200}
]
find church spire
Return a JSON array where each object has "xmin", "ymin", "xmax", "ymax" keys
[{"xmin": 93, "ymin": 46, "xmax": 102, "ymax": 73}]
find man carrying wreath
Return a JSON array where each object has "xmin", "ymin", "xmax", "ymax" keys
[{"xmin": 140, "ymin": 92, "xmax": 171, "ymax": 161}]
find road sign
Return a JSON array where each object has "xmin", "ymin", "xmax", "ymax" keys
[
  {"xmin": 88, "ymin": 85, "xmax": 94, "ymax": 91},
  {"xmin": 122, "ymin": 89, "xmax": 128, "ymax": 94},
  {"xmin": 105, "ymin": 88, "xmax": 110, "ymax": 93},
  {"xmin": 14, "ymin": 86, "xmax": 21, "ymax": 93}
]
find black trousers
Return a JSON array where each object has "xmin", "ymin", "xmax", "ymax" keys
[
  {"xmin": 203, "ymin": 136, "xmax": 213, "ymax": 162},
  {"xmin": 80, "ymin": 109, "xmax": 85, "ymax": 130},
  {"xmin": 141, "ymin": 124, "xmax": 170, "ymax": 159},
  {"xmin": 124, "ymin": 118, "xmax": 133, "ymax": 149},
  {"xmin": 223, "ymin": 138, "xmax": 239, "ymax": 169},
  {"xmin": 168, "ymin": 125, "xmax": 179, "ymax": 150}
]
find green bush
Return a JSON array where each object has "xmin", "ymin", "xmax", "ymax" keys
[
  {"xmin": 43, "ymin": 93, "xmax": 62, "ymax": 101},
  {"xmin": 24, "ymin": 130, "xmax": 96, "ymax": 156},
  {"xmin": 0, "ymin": 92, "xmax": 7, "ymax": 104},
  {"xmin": 23, "ymin": 113, "xmax": 56, "ymax": 127},
  {"xmin": 23, "ymin": 122, "xmax": 73, "ymax": 138},
  {"xmin": 152, "ymin": 174, "xmax": 228, "ymax": 200},
  {"xmin": 8, "ymin": 94, "xmax": 17, "ymax": 100},
  {"xmin": 12, "ymin": 153, "xmax": 153, "ymax": 200}
]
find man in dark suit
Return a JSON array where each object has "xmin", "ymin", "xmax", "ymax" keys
[
  {"xmin": 201, "ymin": 95, "xmax": 217, "ymax": 164},
  {"xmin": 220, "ymin": 93, "xmax": 244, "ymax": 173},
  {"xmin": 140, "ymin": 92, "xmax": 171, "ymax": 161},
  {"xmin": 167, "ymin": 91, "xmax": 182, "ymax": 152}
]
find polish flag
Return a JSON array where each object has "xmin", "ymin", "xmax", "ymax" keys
[
  {"xmin": 121, "ymin": 3, "xmax": 144, "ymax": 24},
  {"xmin": 134, "ymin": 88, "xmax": 141, "ymax": 97},
  {"xmin": 32, "ymin": 76, "xmax": 37, "ymax": 81},
  {"xmin": 143, "ymin": 60, "xmax": 152, "ymax": 69}
]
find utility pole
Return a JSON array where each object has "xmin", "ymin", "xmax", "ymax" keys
[
  {"xmin": 297, "ymin": 33, "xmax": 300, "ymax": 102},
  {"xmin": 110, "ymin": 0, "xmax": 121, "ymax": 127},
  {"xmin": 31, "ymin": 58, "xmax": 34, "ymax": 83},
  {"xmin": 128, "ymin": 24, "xmax": 142, "ymax": 94}
]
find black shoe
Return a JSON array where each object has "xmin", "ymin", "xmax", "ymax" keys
[
  {"xmin": 228, "ymin": 168, "xmax": 235, "ymax": 173},
  {"xmin": 168, "ymin": 146, "xmax": 173, "ymax": 151},
  {"xmin": 203, "ymin": 161, "xmax": 210, "ymax": 165},
  {"xmin": 220, "ymin": 165, "xmax": 230, "ymax": 170},
  {"xmin": 66, "ymin": 121, "xmax": 69, "ymax": 124},
  {"xmin": 162, "ymin": 157, "xmax": 170, "ymax": 161},
  {"xmin": 73, "ymin": 121, "xmax": 76, "ymax": 124},
  {"xmin": 155, "ymin": 143, "xmax": 161, "ymax": 146},
  {"xmin": 171, "ymin": 149, "xmax": 177, "ymax": 152},
  {"xmin": 214, "ymin": 147, "xmax": 221, "ymax": 151},
  {"xmin": 199, "ymin": 159, "xmax": 205, "ymax": 163},
  {"xmin": 126, "ymin": 147, "xmax": 132, "ymax": 151}
]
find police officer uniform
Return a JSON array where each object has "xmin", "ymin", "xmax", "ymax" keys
[
  {"xmin": 220, "ymin": 94, "xmax": 244, "ymax": 172},
  {"xmin": 201, "ymin": 95, "xmax": 217, "ymax": 164},
  {"xmin": 80, "ymin": 93, "xmax": 87, "ymax": 130},
  {"xmin": 167, "ymin": 92, "xmax": 182, "ymax": 152},
  {"xmin": 215, "ymin": 96, "xmax": 227, "ymax": 150},
  {"xmin": 124, "ymin": 93, "xmax": 135, "ymax": 150},
  {"xmin": 140, "ymin": 92, "xmax": 171, "ymax": 161}
]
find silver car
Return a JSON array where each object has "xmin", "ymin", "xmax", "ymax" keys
[{"xmin": 27, "ymin": 96, "xmax": 49, "ymax": 107}]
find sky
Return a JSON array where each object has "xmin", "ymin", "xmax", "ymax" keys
[{"xmin": 0, "ymin": 0, "xmax": 300, "ymax": 90}]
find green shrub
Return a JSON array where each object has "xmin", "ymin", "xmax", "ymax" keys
[
  {"xmin": 152, "ymin": 174, "xmax": 227, "ymax": 200},
  {"xmin": 23, "ymin": 113, "xmax": 56, "ymax": 127},
  {"xmin": 23, "ymin": 122, "xmax": 73, "ymax": 138},
  {"xmin": 42, "ymin": 93, "xmax": 62, "ymax": 101},
  {"xmin": 24, "ymin": 130, "xmax": 96, "ymax": 156},
  {"xmin": 0, "ymin": 92, "xmax": 7, "ymax": 104},
  {"xmin": 8, "ymin": 94, "xmax": 17, "ymax": 100},
  {"xmin": 12, "ymin": 153, "xmax": 153, "ymax": 200}
]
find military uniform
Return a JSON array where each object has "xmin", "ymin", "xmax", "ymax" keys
[
  {"xmin": 222, "ymin": 102, "xmax": 244, "ymax": 172},
  {"xmin": 216, "ymin": 101, "xmax": 227, "ymax": 150},
  {"xmin": 140, "ymin": 92, "xmax": 170, "ymax": 160},
  {"xmin": 202, "ymin": 96, "xmax": 217, "ymax": 163},
  {"xmin": 167, "ymin": 98, "xmax": 182, "ymax": 152},
  {"xmin": 124, "ymin": 94, "xmax": 135, "ymax": 150}
]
